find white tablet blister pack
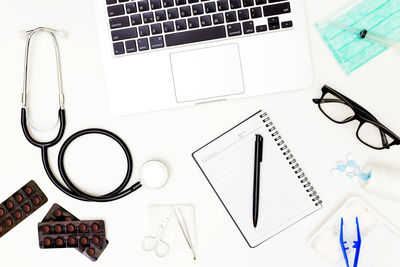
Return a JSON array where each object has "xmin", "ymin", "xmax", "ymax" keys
[{"xmin": 309, "ymin": 197, "xmax": 400, "ymax": 266}]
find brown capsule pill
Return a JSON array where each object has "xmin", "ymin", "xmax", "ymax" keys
[
  {"xmin": 79, "ymin": 223, "xmax": 87, "ymax": 232},
  {"xmin": 0, "ymin": 225, "xmax": 3, "ymax": 233},
  {"xmin": 67, "ymin": 236, "xmax": 77, "ymax": 245},
  {"xmin": 6, "ymin": 200, "xmax": 14, "ymax": 209},
  {"xmin": 55, "ymin": 237, "xmax": 64, "ymax": 246},
  {"xmin": 54, "ymin": 209, "xmax": 62, "ymax": 217},
  {"xmin": 32, "ymin": 197, "xmax": 40, "ymax": 205},
  {"xmin": 24, "ymin": 186, "xmax": 33, "ymax": 195},
  {"xmin": 87, "ymin": 248, "xmax": 95, "ymax": 257},
  {"xmin": 65, "ymin": 216, "xmax": 72, "ymax": 221},
  {"xmin": 5, "ymin": 219, "xmax": 12, "ymax": 226},
  {"xmin": 14, "ymin": 211, "xmax": 22, "ymax": 219},
  {"xmin": 42, "ymin": 225, "xmax": 50, "ymax": 233},
  {"xmin": 15, "ymin": 194, "xmax": 23, "ymax": 203},
  {"xmin": 80, "ymin": 236, "xmax": 89, "ymax": 245},
  {"xmin": 54, "ymin": 224, "xmax": 63, "ymax": 233},
  {"xmin": 67, "ymin": 224, "xmax": 75, "ymax": 232},
  {"xmin": 91, "ymin": 223, "xmax": 99, "ymax": 232},
  {"xmin": 23, "ymin": 204, "xmax": 32, "ymax": 213},
  {"xmin": 92, "ymin": 236, "xmax": 100, "ymax": 245},
  {"xmin": 44, "ymin": 238, "xmax": 52, "ymax": 246},
  {"xmin": 0, "ymin": 208, "xmax": 5, "ymax": 217}
]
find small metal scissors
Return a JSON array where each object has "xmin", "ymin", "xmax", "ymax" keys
[{"xmin": 143, "ymin": 207, "xmax": 172, "ymax": 257}]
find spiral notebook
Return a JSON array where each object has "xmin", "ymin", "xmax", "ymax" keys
[{"xmin": 192, "ymin": 110, "xmax": 322, "ymax": 247}]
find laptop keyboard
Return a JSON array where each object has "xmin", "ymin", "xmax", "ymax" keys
[{"xmin": 106, "ymin": 0, "xmax": 293, "ymax": 55}]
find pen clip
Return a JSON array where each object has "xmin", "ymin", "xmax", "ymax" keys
[{"xmin": 257, "ymin": 135, "xmax": 263, "ymax": 162}]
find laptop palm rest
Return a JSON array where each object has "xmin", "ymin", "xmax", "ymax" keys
[{"xmin": 169, "ymin": 44, "xmax": 245, "ymax": 103}]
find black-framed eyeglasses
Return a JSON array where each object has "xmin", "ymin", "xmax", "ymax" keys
[{"xmin": 313, "ymin": 85, "xmax": 400, "ymax": 150}]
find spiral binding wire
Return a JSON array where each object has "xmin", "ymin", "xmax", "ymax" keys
[{"xmin": 260, "ymin": 112, "xmax": 322, "ymax": 206}]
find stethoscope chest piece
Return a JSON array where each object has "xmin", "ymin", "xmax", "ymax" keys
[{"xmin": 140, "ymin": 160, "xmax": 169, "ymax": 190}]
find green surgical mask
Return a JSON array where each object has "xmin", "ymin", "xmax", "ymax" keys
[{"xmin": 316, "ymin": 0, "xmax": 400, "ymax": 75}]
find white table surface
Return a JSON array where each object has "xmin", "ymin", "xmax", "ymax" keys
[{"xmin": 1, "ymin": 0, "xmax": 400, "ymax": 266}]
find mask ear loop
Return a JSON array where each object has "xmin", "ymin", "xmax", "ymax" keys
[{"xmin": 22, "ymin": 27, "xmax": 65, "ymax": 133}]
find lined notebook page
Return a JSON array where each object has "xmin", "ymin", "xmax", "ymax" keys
[{"xmin": 193, "ymin": 111, "xmax": 320, "ymax": 247}]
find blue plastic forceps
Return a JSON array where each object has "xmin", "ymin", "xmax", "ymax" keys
[{"xmin": 340, "ymin": 217, "xmax": 362, "ymax": 267}]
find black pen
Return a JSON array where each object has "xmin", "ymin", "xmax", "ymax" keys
[{"xmin": 253, "ymin": 134, "xmax": 263, "ymax": 228}]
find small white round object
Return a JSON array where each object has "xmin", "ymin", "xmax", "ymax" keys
[{"xmin": 140, "ymin": 160, "xmax": 169, "ymax": 189}]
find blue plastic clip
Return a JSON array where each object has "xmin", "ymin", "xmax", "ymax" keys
[{"xmin": 340, "ymin": 217, "xmax": 362, "ymax": 267}]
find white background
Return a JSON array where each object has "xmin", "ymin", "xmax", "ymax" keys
[{"xmin": 0, "ymin": 0, "xmax": 400, "ymax": 266}]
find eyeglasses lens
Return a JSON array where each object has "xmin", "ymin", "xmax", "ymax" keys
[
  {"xmin": 319, "ymin": 93, "xmax": 355, "ymax": 123},
  {"xmin": 357, "ymin": 122, "xmax": 394, "ymax": 149}
]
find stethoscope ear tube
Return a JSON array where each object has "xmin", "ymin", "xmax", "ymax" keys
[
  {"xmin": 21, "ymin": 107, "xmax": 66, "ymax": 148},
  {"xmin": 20, "ymin": 27, "xmax": 142, "ymax": 202}
]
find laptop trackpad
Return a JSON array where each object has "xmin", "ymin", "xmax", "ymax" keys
[{"xmin": 170, "ymin": 44, "xmax": 245, "ymax": 103}]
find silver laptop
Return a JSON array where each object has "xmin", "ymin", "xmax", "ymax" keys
[{"xmin": 93, "ymin": 0, "xmax": 313, "ymax": 115}]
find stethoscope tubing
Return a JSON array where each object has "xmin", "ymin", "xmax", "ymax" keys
[{"xmin": 21, "ymin": 107, "xmax": 142, "ymax": 202}]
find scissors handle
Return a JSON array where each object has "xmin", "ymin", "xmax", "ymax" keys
[{"xmin": 142, "ymin": 235, "xmax": 170, "ymax": 257}]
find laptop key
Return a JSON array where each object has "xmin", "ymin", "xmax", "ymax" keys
[
  {"xmin": 192, "ymin": 4, "xmax": 204, "ymax": 15},
  {"xmin": 165, "ymin": 25, "xmax": 226, "ymax": 46},
  {"xmin": 131, "ymin": 14, "xmax": 143, "ymax": 25},
  {"xmin": 200, "ymin": 15, "xmax": 212, "ymax": 26},
  {"xmin": 139, "ymin": 25, "xmax": 151, "ymax": 36},
  {"xmin": 176, "ymin": 0, "xmax": 186, "ymax": 5},
  {"xmin": 108, "ymin": 5, "xmax": 125, "ymax": 17},
  {"xmin": 137, "ymin": 38, "xmax": 150, "ymax": 51},
  {"xmin": 175, "ymin": 19, "xmax": 187, "ymax": 30},
  {"xmin": 281, "ymin": 20, "xmax": 293, "ymax": 28},
  {"xmin": 138, "ymin": 0, "xmax": 150, "ymax": 11},
  {"xmin": 125, "ymin": 40, "xmax": 137, "ymax": 53},
  {"xmin": 188, "ymin": 17, "xmax": 200, "ymax": 28},
  {"xmin": 168, "ymin": 8, "xmax": 179, "ymax": 19},
  {"xmin": 230, "ymin": 0, "xmax": 241, "ymax": 9},
  {"xmin": 180, "ymin": 6, "xmax": 191, "ymax": 17},
  {"xmin": 119, "ymin": 0, "xmax": 129, "ymax": 2},
  {"xmin": 269, "ymin": 0, "xmax": 285, "ymax": 3},
  {"xmin": 143, "ymin": 12, "xmax": 155, "ymax": 23},
  {"xmin": 109, "ymin": 16, "xmax": 130, "ymax": 29},
  {"xmin": 188, "ymin": 0, "xmax": 199, "ymax": 3},
  {"xmin": 217, "ymin": 0, "xmax": 229, "ymax": 11},
  {"xmin": 150, "ymin": 36, "xmax": 165, "ymax": 49},
  {"xmin": 150, "ymin": 0, "xmax": 162, "ymax": 9},
  {"xmin": 242, "ymin": 20, "xmax": 254, "ymax": 34},
  {"xmin": 255, "ymin": 24, "xmax": 267, "ymax": 32},
  {"xmin": 113, "ymin": 42, "xmax": 125, "ymax": 55},
  {"xmin": 243, "ymin": 0, "xmax": 254, "ymax": 7},
  {"xmin": 151, "ymin": 23, "xmax": 163, "ymax": 34},
  {"xmin": 163, "ymin": 21, "xmax": 175, "ymax": 32},
  {"xmin": 107, "ymin": 0, "xmax": 118, "ymax": 4},
  {"xmin": 163, "ymin": 0, "xmax": 174, "ymax": 7},
  {"xmin": 205, "ymin": 2, "xmax": 216, "ymax": 13},
  {"xmin": 238, "ymin": 9, "xmax": 249, "ymax": 20},
  {"xmin": 213, "ymin": 13, "xmax": 224, "ymax": 24},
  {"xmin": 227, "ymin": 23, "xmax": 242, "ymax": 36},
  {"xmin": 250, "ymin": 7, "xmax": 262, "ymax": 18},
  {"xmin": 263, "ymin": 2, "xmax": 290, "ymax": 17},
  {"xmin": 225, "ymin": 11, "xmax": 237, "ymax": 22},
  {"xmin": 256, "ymin": 0, "xmax": 266, "ymax": 4},
  {"xmin": 126, "ymin": 2, "xmax": 137, "ymax": 13},
  {"xmin": 268, "ymin": 16, "xmax": 279, "ymax": 30},
  {"xmin": 111, "ymin": 27, "xmax": 138, "ymax": 41},
  {"xmin": 155, "ymin": 10, "xmax": 167, "ymax": 21}
]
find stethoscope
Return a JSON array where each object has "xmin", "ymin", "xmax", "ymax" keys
[{"xmin": 21, "ymin": 27, "xmax": 169, "ymax": 202}]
